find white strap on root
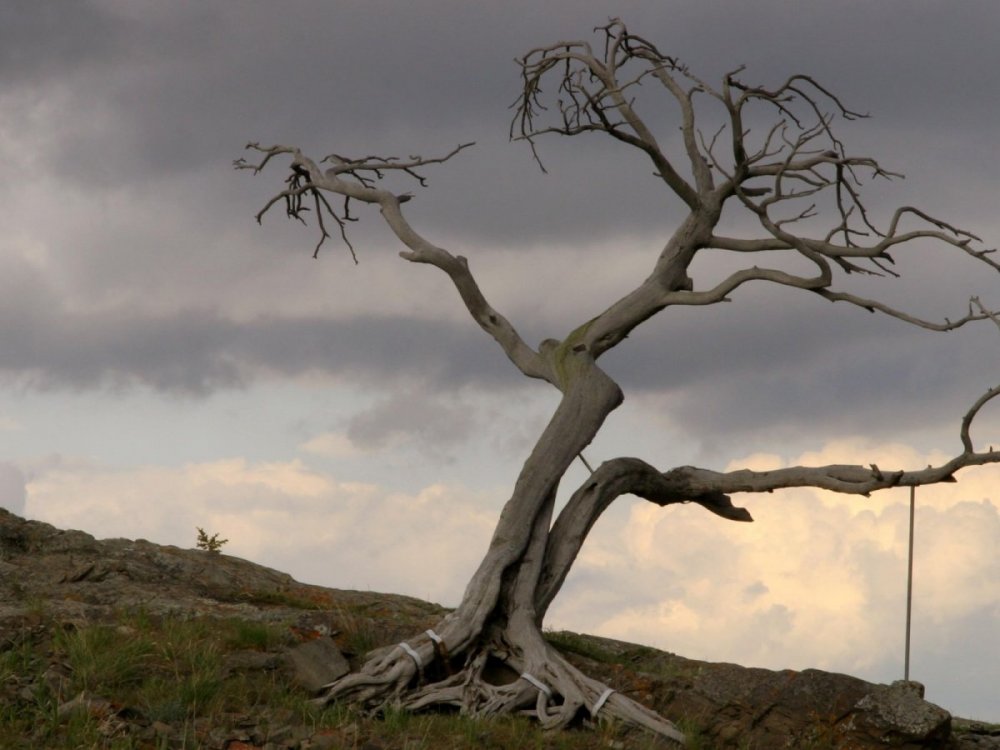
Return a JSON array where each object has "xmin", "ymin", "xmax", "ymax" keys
[
  {"xmin": 520, "ymin": 671, "xmax": 552, "ymax": 697},
  {"xmin": 592, "ymin": 686, "xmax": 615, "ymax": 715},
  {"xmin": 398, "ymin": 641, "xmax": 423, "ymax": 668}
]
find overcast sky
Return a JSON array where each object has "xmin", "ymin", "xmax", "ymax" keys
[{"xmin": 2, "ymin": 0, "xmax": 999, "ymax": 721}]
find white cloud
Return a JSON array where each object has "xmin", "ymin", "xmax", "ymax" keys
[
  {"xmin": 299, "ymin": 432, "xmax": 364, "ymax": 459},
  {"xmin": 24, "ymin": 457, "xmax": 499, "ymax": 605}
]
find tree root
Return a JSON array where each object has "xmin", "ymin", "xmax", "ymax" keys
[{"xmin": 316, "ymin": 618, "xmax": 686, "ymax": 746}]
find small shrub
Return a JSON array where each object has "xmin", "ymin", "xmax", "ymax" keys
[{"xmin": 195, "ymin": 527, "xmax": 228, "ymax": 553}]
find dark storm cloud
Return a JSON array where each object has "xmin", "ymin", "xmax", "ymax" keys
[
  {"xmin": 0, "ymin": 463, "xmax": 27, "ymax": 516},
  {"xmin": 0, "ymin": 302, "xmax": 510, "ymax": 396},
  {"xmin": 0, "ymin": 2, "xmax": 128, "ymax": 82},
  {"xmin": 608, "ymin": 306, "xmax": 1000, "ymax": 442},
  {"xmin": 0, "ymin": 255, "xmax": 509, "ymax": 394},
  {"xmin": 6, "ymin": 1, "xmax": 996, "ymax": 240},
  {"xmin": 2, "ymin": 0, "xmax": 998, "ymax": 440},
  {"xmin": 605, "ymin": 282, "xmax": 1000, "ymax": 444},
  {"xmin": 4, "ymin": 254, "xmax": 994, "ymax": 451},
  {"xmin": 346, "ymin": 390, "xmax": 477, "ymax": 457}
]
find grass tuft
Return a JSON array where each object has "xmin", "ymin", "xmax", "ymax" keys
[{"xmin": 544, "ymin": 630, "xmax": 617, "ymax": 663}]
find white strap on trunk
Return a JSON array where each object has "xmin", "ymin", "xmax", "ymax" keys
[{"xmin": 425, "ymin": 629, "xmax": 443, "ymax": 644}]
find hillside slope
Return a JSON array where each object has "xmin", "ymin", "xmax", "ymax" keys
[{"xmin": 1, "ymin": 508, "xmax": 997, "ymax": 749}]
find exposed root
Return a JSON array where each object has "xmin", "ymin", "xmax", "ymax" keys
[{"xmin": 316, "ymin": 618, "xmax": 686, "ymax": 746}]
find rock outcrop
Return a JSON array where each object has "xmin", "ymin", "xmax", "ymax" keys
[{"xmin": 1, "ymin": 508, "xmax": 995, "ymax": 748}]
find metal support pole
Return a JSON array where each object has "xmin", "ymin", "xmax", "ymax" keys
[{"xmin": 904, "ymin": 485, "xmax": 915, "ymax": 681}]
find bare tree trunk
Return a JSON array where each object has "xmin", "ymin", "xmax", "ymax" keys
[
  {"xmin": 443, "ymin": 353, "xmax": 622, "ymax": 646},
  {"xmin": 316, "ymin": 352, "xmax": 688, "ymax": 740},
  {"xmin": 237, "ymin": 19, "xmax": 1000, "ymax": 746}
]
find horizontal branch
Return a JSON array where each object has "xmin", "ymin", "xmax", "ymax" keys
[
  {"xmin": 697, "ymin": 210, "xmax": 999, "ymax": 333},
  {"xmin": 663, "ymin": 449, "xmax": 1000, "ymax": 498},
  {"xmin": 536, "ymin": 378, "xmax": 1000, "ymax": 619},
  {"xmin": 667, "ymin": 385, "xmax": 1000, "ymax": 498},
  {"xmin": 535, "ymin": 457, "xmax": 752, "ymax": 616},
  {"xmin": 658, "ymin": 262, "xmax": 832, "ymax": 309}
]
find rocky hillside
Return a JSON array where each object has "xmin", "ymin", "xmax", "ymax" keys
[{"xmin": 1, "ymin": 508, "xmax": 998, "ymax": 749}]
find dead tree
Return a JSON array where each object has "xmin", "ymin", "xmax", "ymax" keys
[{"xmin": 236, "ymin": 20, "xmax": 1000, "ymax": 745}]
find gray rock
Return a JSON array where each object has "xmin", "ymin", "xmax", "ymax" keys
[
  {"xmin": 951, "ymin": 719, "xmax": 1000, "ymax": 749},
  {"xmin": 57, "ymin": 691, "xmax": 114, "ymax": 720},
  {"xmin": 846, "ymin": 680, "xmax": 951, "ymax": 747},
  {"xmin": 285, "ymin": 638, "xmax": 350, "ymax": 693}
]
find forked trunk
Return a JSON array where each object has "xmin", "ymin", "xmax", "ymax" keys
[
  {"xmin": 440, "ymin": 350, "xmax": 622, "ymax": 646},
  {"xmin": 319, "ymin": 353, "xmax": 687, "ymax": 743}
]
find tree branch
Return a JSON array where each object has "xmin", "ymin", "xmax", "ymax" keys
[
  {"xmin": 236, "ymin": 143, "xmax": 553, "ymax": 383},
  {"xmin": 535, "ymin": 379, "xmax": 1000, "ymax": 618},
  {"xmin": 512, "ymin": 19, "xmax": 702, "ymax": 210},
  {"xmin": 535, "ymin": 457, "xmax": 752, "ymax": 617},
  {"xmin": 813, "ymin": 290, "xmax": 998, "ymax": 332},
  {"xmin": 668, "ymin": 384, "xmax": 1000, "ymax": 499}
]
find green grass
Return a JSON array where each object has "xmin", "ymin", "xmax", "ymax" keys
[
  {"xmin": 55, "ymin": 624, "xmax": 156, "ymax": 694},
  {"xmin": 3, "ymin": 610, "xmax": 675, "ymax": 750},
  {"xmin": 225, "ymin": 619, "xmax": 282, "ymax": 651},
  {"xmin": 544, "ymin": 630, "xmax": 618, "ymax": 664},
  {"xmin": 331, "ymin": 604, "xmax": 382, "ymax": 658},
  {"xmin": 228, "ymin": 588, "xmax": 328, "ymax": 609},
  {"xmin": 0, "ymin": 612, "xmax": 313, "ymax": 749},
  {"xmin": 0, "ymin": 604, "xmax": 865, "ymax": 750}
]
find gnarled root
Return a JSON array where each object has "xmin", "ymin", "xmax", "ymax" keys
[{"xmin": 316, "ymin": 614, "xmax": 686, "ymax": 746}]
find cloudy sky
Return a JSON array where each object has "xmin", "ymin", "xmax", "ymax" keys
[{"xmin": 3, "ymin": 0, "xmax": 999, "ymax": 721}]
